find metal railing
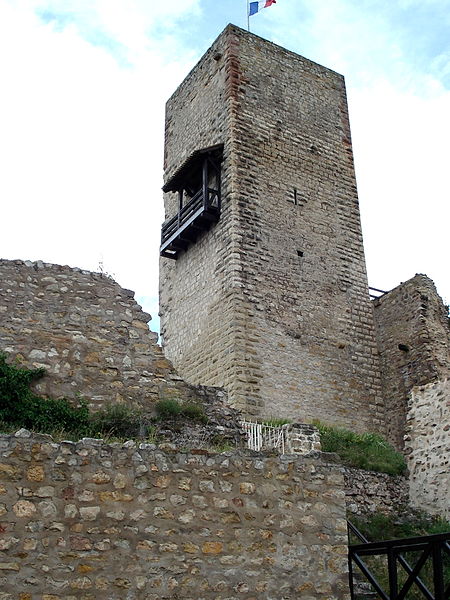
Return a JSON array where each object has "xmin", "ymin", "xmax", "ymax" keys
[
  {"xmin": 348, "ymin": 521, "xmax": 450, "ymax": 600},
  {"xmin": 369, "ymin": 286, "xmax": 388, "ymax": 299},
  {"xmin": 240, "ymin": 421, "xmax": 288, "ymax": 454}
]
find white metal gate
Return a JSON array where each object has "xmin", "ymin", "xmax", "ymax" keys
[{"xmin": 240, "ymin": 421, "xmax": 288, "ymax": 454}]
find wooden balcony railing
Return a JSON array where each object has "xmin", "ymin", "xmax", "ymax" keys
[{"xmin": 160, "ymin": 187, "xmax": 220, "ymax": 259}]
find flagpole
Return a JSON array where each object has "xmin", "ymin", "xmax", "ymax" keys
[{"xmin": 247, "ymin": 0, "xmax": 250, "ymax": 31}]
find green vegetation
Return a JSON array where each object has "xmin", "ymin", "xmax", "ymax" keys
[
  {"xmin": 89, "ymin": 403, "xmax": 152, "ymax": 440},
  {"xmin": 351, "ymin": 510, "xmax": 450, "ymax": 543},
  {"xmin": 155, "ymin": 398, "xmax": 207, "ymax": 423},
  {"xmin": 314, "ymin": 420, "xmax": 406, "ymax": 475},
  {"xmin": 262, "ymin": 417, "xmax": 292, "ymax": 427},
  {"xmin": 0, "ymin": 354, "xmax": 91, "ymax": 437},
  {"xmin": 0, "ymin": 353, "xmax": 155, "ymax": 441},
  {"xmin": 0, "ymin": 354, "xmax": 208, "ymax": 442}
]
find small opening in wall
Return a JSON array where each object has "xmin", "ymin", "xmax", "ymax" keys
[
  {"xmin": 297, "ymin": 250, "xmax": 304, "ymax": 258},
  {"xmin": 398, "ymin": 344, "xmax": 410, "ymax": 352}
]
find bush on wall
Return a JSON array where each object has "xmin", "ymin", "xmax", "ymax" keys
[{"xmin": 0, "ymin": 353, "xmax": 91, "ymax": 436}]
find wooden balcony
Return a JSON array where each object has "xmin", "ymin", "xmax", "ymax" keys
[
  {"xmin": 160, "ymin": 188, "xmax": 220, "ymax": 259},
  {"xmin": 160, "ymin": 144, "xmax": 223, "ymax": 259}
]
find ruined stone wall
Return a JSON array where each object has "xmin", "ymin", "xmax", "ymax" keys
[
  {"xmin": 0, "ymin": 431, "xmax": 350, "ymax": 600},
  {"xmin": 160, "ymin": 25, "xmax": 384, "ymax": 432},
  {"xmin": 405, "ymin": 379, "xmax": 450, "ymax": 519},
  {"xmin": 373, "ymin": 275, "xmax": 450, "ymax": 449},
  {"xmin": 343, "ymin": 468, "xmax": 409, "ymax": 516},
  {"xmin": 0, "ymin": 259, "xmax": 222, "ymax": 411}
]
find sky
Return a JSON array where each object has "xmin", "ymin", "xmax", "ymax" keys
[{"xmin": 0, "ymin": 0, "xmax": 449, "ymax": 334}]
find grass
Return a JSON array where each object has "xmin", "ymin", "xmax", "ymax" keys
[
  {"xmin": 313, "ymin": 420, "xmax": 406, "ymax": 475},
  {"xmin": 261, "ymin": 417, "xmax": 292, "ymax": 427},
  {"xmin": 351, "ymin": 510, "xmax": 450, "ymax": 542}
]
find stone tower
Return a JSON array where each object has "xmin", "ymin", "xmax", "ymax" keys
[{"xmin": 159, "ymin": 25, "xmax": 385, "ymax": 433}]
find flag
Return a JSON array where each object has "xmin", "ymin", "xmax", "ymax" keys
[{"xmin": 249, "ymin": 0, "xmax": 276, "ymax": 17}]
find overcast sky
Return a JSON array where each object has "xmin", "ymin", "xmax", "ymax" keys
[{"xmin": 1, "ymin": 0, "xmax": 448, "ymax": 333}]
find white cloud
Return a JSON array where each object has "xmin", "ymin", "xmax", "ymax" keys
[
  {"xmin": 0, "ymin": 0, "xmax": 202, "ymax": 332},
  {"xmin": 269, "ymin": 0, "xmax": 450, "ymax": 302},
  {"xmin": 349, "ymin": 81, "xmax": 450, "ymax": 299},
  {"xmin": 0, "ymin": 0, "xmax": 448, "ymax": 324}
]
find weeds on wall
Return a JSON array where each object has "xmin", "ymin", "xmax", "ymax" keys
[
  {"xmin": 0, "ymin": 354, "xmax": 210, "ymax": 442},
  {"xmin": 0, "ymin": 354, "xmax": 155, "ymax": 441},
  {"xmin": 314, "ymin": 420, "xmax": 407, "ymax": 475},
  {"xmin": 155, "ymin": 398, "xmax": 208, "ymax": 423},
  {"xmin": 261, "ymin": 417, "xmax": 292, "ymax": 427},
  {"xmin": 0, "ymin": 354, "xmax": 91, "ymax": 437},
  {"xmin": 90, "ymin": 403, "xmax": 152, "ymax": 439}
]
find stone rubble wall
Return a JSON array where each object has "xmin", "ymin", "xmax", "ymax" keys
[
  {"xmin": 286, "ymin": 423, "xmax": 322, "ymax": 455},
  {"xmin": 0, "ymin": 259, "xmax": 226, "ymax": 413},
  {"xmin": 343, "ymin": 467, "xmax": 409, "ymax": 516},
  {"xmin": 405, "ymin": 379, "xmax": 450, "ymax": 518},
  {"xmin": 373, "ymin": 274, "xmax": 450, "ymax": 450},
  {"xmin": 0, "ymin": 431, "xmax": 350, "ymax": 600}
]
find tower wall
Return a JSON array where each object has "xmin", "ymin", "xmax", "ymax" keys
[
  {"xmin": 160, "ymin": 25, "xmax": 384, "ymax": 432},
  {"xmin": 160, "ymin": 29, "xmax": 245, "ymax": 406}
]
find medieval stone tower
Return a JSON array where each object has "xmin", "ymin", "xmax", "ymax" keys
[{"xmin": 159, "ymin": 24, "xmax": 385, "ymax": 433}]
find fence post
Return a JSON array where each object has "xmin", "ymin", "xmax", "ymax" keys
[
  {"xmin": 432, "ymin": 541, "xmax": 445, "ymax": 600},
  {"xmin": 387, "ymin": 547, "xmax": 398, "ymax": 600}
]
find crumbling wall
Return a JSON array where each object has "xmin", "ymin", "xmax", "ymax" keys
[
  {"xmin": 0, "ymin": 259, "xmax": 224, "ymax": 412},
  {"xmin": 0, "ymin": 431, "xmax": 350, "ymax": 599},
  {"xmin": 405, "ymin": 379, "xmax": 450, "ymax": 518},
  {"xmin": 343, "ymin": 468, "xmax": 409, "ymax": 516},
  {"xmin": 373, "ymin": 274, "xmax": 450, "ymax": 449}
]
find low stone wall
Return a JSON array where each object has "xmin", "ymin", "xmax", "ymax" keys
[
  {"xmin": 0, "ymin": 431, "xmax": 350, "ymax": 600},
  {"xmin": 343, "ymin": 467, "xmax": 409, "ymax": 516},
  {"xmin": 405, "ymin": 379, "xmax": 450, "ymax": 518}
]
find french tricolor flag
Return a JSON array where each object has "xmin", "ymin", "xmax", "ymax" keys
[{"xmin": 249, "ymin": 0, "xmax": 276, "ymax": 16}]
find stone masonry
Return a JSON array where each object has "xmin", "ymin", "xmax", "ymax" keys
[
  {"xmin": 373, "ymin": 274, "xmax": 450, "ymax": 449},
  {"xmin": 0, "ymin": 430, "xmax": 350, "ymax": 600},
  {"xmin": 0, "ymin": 258, "xmax": 225, "ymax": 412},
  {"xmin": 160, "ymin": 25, "xmax": 385, "ymax": 433},
  {"xmin": 404, "ymin": 379, "xmax": 450, "ymax": 518}
]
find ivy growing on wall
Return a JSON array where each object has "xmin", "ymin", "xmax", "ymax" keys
[{"xmin": 0, "ymin": 353, "xmax": 91, "ymax": 435}]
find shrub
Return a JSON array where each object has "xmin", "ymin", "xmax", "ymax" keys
[
  {"xmin": 155, "ymin": 398, "xmax": 182, "ymax": 419},
  {"xmin": 90, "ymin": 403, "xmax": 149, "ymax": 439},
  {"xmin": 155, "ymin": 398, "xmax": 207, "ymax": 423},
  {"xmin": 349, "ymin": 510, "xmax": 450, "ymax": 600},
  {"xmin": 314, "ymin": 420, "xmax": 406, "ymax": 475},
  {"xmin": 0, "ymin": 353, "xmax": 91, "ymax": 436},
  {"xmin": 351, "ymin": 510, "xmax": 450, "ymax": 543},
  {"xmin": 181, "ymin": 403, "xmax": 208, "ymax": 423}
]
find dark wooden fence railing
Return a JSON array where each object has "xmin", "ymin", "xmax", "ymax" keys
[{"xmin": 348, "ymin": 522, "xmax": 450, "ymax": 600}]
